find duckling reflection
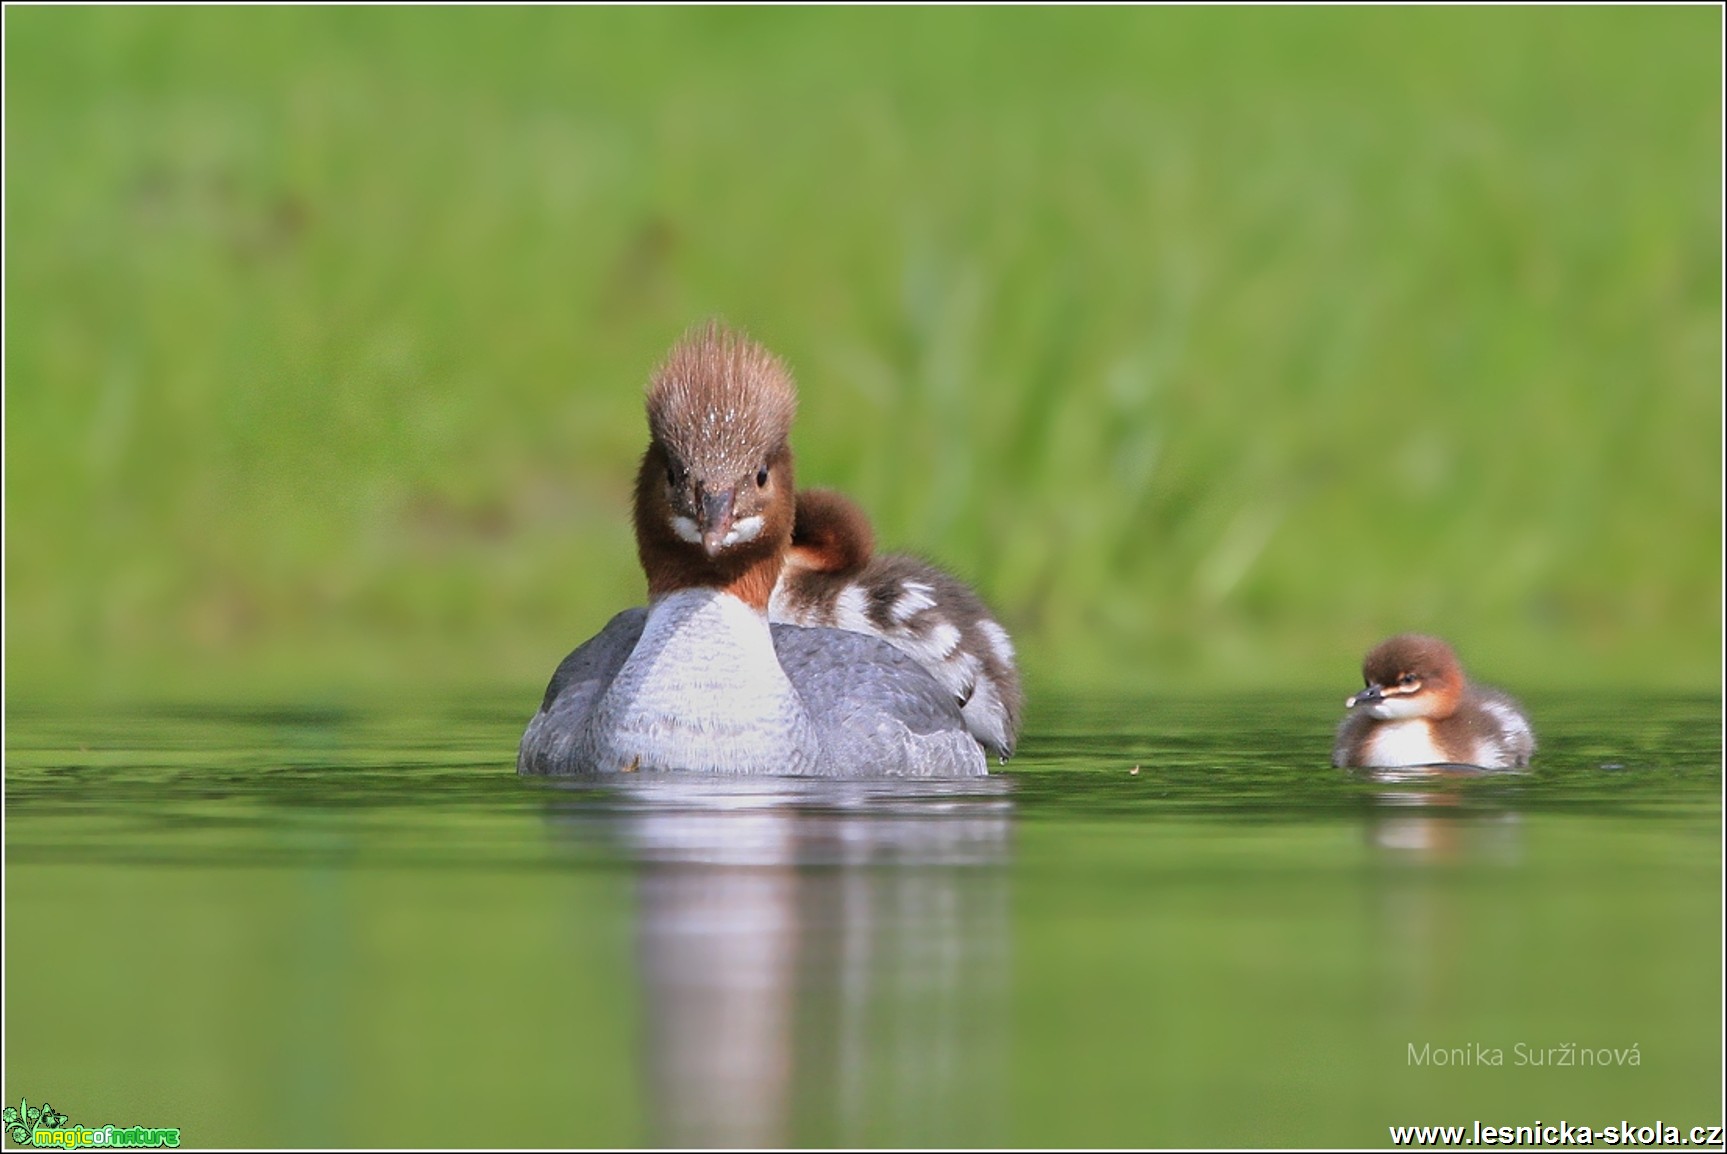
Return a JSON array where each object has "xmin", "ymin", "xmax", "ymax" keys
[
  {"xmin": 1354, "ymin": 766, "xmax": 1525, "ymax": 865},
  {"xmin": 545, "ymin": 776, "xmax": 1012, "ymax": 1147},
  {"xmin": 1356, "ymin": 770, "xmax": 1526, "ymax": 1027}
]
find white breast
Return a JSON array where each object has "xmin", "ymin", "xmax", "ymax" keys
[
  {"xmin": 1361, "ymin": 719, "xmax": 1449, "ymax": 768},
  {"xmin": 586, "ymin": 588, "xmax": 820, "ymax": 774}
]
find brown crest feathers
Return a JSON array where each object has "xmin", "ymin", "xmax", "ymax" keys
[{"xmin": 646, "ymin": 320, "xmax": 798, "ymax": 477}]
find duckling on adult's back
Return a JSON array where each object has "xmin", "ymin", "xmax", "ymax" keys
[
  {"xmin": 518, "ymin": 323, "xmax": 988, "ymax": 778},
  {"xmin": 770, "ymin": 488, "xmax": 1023, "ymax": 761}
]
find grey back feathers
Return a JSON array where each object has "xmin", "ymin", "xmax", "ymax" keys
[
  {"xmin": 771, "ymin": 553, "xmax": 1024, "ymax": 760},
  {"xmin": 518, "ymin": 608, "xmax": 987, "ymax": 778},
  {"xmin": 1464, "ymin": 684, "xmax": 1537, "ymax": 767},
  {"xmin": 774, "ymin": 624, "xmax": 988, "ymax": 777},
  {"xmin": 520, "ymin": 609, "xmax": 647, "ymax": 776}
]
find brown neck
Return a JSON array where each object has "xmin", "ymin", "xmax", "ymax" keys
[
  {"xmin": 713, "ymin": 552, "xmax": 786, "ymax": 611},
  {"xmin": 1427, "ymin": 678, "xmax": 1465, "ymax": 721}
]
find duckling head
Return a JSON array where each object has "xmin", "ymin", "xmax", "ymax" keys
[{"xmin": 1347, "ymin": 633, "xmax": 1466, "ymax": 720}]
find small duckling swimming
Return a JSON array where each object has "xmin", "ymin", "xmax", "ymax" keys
[{"xmin": 1332, "ymin": 633, "xmax": 1535, "ymax": 769}]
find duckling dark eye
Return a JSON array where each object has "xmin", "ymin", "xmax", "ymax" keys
[
  {"xmin": 665, "ymin": 462, "xmax": 685, "ymax": 488},
  {"xmin": 755, "ymin": 465, "xmax": 770, "ymax": 488},
  {"xmin": 1398, "ymin": 673, "xmax": 1417, "ymax": 687}
]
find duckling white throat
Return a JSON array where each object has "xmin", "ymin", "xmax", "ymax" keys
[
  {"xmin": 586, "ymin": 587, "xmax": 822, "ymax": 774},
  {"xmin": 1360, "ymin": 693, "xmax": 1429, "ymax": 721}
]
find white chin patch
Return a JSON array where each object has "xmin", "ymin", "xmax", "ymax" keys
[
  {"xmin": 1367, "ymin": 693, "xmax": 1428, "ymax": 720},
  {"xmin": 669, "ymin": 515, "xmax": 703, "ymax": 545},
  {"xmin": 723, "ymin": 515, "xmax": 764, "ymax": 547}
]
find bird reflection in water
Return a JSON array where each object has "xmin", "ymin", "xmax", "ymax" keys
[
  {"xmin": 547, "ymin": 776, "xmax": 1013, "ymax": 1148},
  {"xmin": 1355, "ymin": 765, "xmax": 1527, "ymax": 1032},
  {"xmin": 1355, "ymin": 764, "xmax": 1525, "ymax": 865}
]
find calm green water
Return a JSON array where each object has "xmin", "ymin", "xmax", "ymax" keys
[{"xmin": 5, "ymin": 693, "xmax": 1720, "ymax": 1147}]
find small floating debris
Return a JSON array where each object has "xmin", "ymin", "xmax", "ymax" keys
[{"xmin": 1129, "ymin": 765, "xmax": 1141, "ymax": 776}]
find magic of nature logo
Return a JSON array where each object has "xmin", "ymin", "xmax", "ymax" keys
[{"xmin": 3, "ymin": 1099, "xmax": 180, "ymax": 1149}]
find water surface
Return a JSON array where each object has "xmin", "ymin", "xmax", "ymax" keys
[{"xmin": 5, "ymin": 692, "xmax": 1720, "ymax": 1146}]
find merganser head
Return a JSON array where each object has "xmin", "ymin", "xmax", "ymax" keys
[
  {"xmin": 786, "ymin": 488, "xmax": 875, "ymax": 576},
  {"xmin": 1346, "ymin": 633, "xmax": 1466, "ymax": 720},
  {"xmin": 634, "ymin": 321, "xmax": 799, "ymax": 608}
]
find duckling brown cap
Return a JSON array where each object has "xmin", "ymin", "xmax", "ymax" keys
[{"xmin": 1363, "ymin": 633, "xmax": 1462, "ymax": 686}]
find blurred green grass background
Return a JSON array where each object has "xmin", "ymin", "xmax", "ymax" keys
[{"xmin": 5, "ymin": 6, "xmax": 1720, "ymax": 704}]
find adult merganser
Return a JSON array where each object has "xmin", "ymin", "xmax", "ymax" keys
[
  {"xmin": 518, "ymin": 322, "xmax": 991, "ymax": 778},
  {"xmin": 770, "ymin": 488, "xmax": 1023, "ymax": 761},
  {"xmin": 1331, "ymin": 633, "xmax": 1535, "ymax": 770}
]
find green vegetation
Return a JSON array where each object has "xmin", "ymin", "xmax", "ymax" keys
[{"xmin": 5, "ymin": 7, "xmax": 1719, "ymax": 703}]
